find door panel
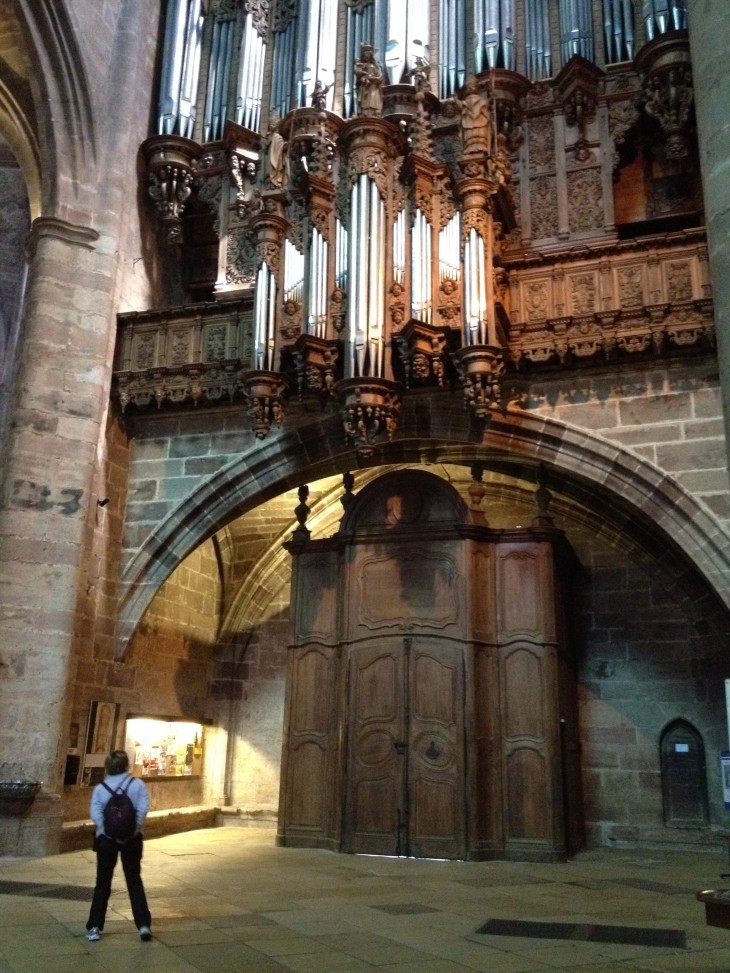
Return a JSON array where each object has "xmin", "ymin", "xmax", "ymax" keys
[
  {"xmin": 345, "ymin": 640, "xmax": 466, "ymax": 859},
  {"xmin": 346, "ymin": 645, "xmax": 405, "ymax": 855},
  {"xmin": 408, "ymin": 643, "xmax": 466, "ymax": 859}
]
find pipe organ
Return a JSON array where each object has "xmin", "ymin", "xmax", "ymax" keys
[{"xmin": 130, "ymin": 1, "xmax": 706, "ymax": 443}]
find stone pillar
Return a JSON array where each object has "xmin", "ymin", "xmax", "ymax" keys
[
  {"xmin": 688, "ymin": 1, "xmax": 730, "ymax": 461},
  {"xmin": 0, "ymin": 216, "xmax": 106, "ymax": 855}
]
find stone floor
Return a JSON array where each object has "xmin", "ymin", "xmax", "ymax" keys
[{"xmin": 1, "ymin": 825, "xmax": 730, "ymax": 972}]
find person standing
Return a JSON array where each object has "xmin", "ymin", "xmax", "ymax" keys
[{"xmin": 85, "ymin": 749, "xmax": 152, "ymax": 942}]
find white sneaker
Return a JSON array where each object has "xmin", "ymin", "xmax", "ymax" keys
[
  {"xmin": 85, "ymin": 927, "xmax": 100, "ymax": 941},
  {"xmin": 139, "ymin": 925, "xmax": 152, "ymax": 941}
]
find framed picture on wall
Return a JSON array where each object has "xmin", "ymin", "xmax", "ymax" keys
[{"xmin": 80, "ymin": 701, "xmax": 119, "ymax": 784}]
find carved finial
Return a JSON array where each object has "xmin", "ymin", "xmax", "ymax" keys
[
  {"xmin": 533, "ymin": 464, "xmax": 554, "ymax": 526},
  {"xmin": 293, "ymin": 484, "xmax": 310, "ymax": 539},
  {"xmin": 340, "ymin": 471, "xmax": 355, "ymax": 522}
]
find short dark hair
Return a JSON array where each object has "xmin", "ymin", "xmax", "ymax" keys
[{"xmin": 105, "ymin": 749, "xmax": 130, "ymax": 775}]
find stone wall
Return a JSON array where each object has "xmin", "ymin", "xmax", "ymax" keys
[{"xmin": 97, "ymin": 463, "xmax": 730, "ymax": 849}]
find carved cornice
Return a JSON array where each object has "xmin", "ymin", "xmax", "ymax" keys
[{"xmin": 509, "ymin": 299, "xmax": 714, "ymax": 370}]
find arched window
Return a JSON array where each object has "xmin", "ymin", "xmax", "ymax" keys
[{"xmin": 659, "ymin": 719, "xmax": 709, "ymax": 828}]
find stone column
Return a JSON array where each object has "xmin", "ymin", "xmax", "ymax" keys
[
  {"xmin": 0, "ymin": 216, "xmax": 107, "ymax": 855},
  {"xmin": 688, "ymin": 1, "xmax": 730, "ymax": 460}
]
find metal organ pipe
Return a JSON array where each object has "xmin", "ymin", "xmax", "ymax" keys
[
  {"xmin": 307, "ymin": 228, "xmax": 328, "ymax": 339},
  {"xmin": 559, "ymin": 0, "xmax": 594, "ymax": 63},
  {"xmin": 396, "ymin": 210, "xmax": 406, "ymax": 288},
  {"xmin": 411, "ymin": 210, "xmax": 432, "ymax": 324},
  {"xmin": 158, "ymin": 0, "xmax": 203, "ymax": 137},
  {"xmin": 411, "ymin": 212, "xmax": 421, "ymax": 320},
  {"xmin": 346, "ymin": 173, "xmax": 387, "ymax": 378},
  {"xmin": 368, "ymin": 189, "xmax": 377, "ymax": 375},
  {"xmin": 204, "ymin": 16, "xmax": 234, "ymax": 142},
  {"xmin": 158, "ymin": 0, "xmax": 187, "ymax": 133},
  {"xmin": 296, "ymin": 0, "xmax": 338, "ymax": 107},
  {"xmin": 236, "ymin": 12, "xmax": 265, "ymax": 132},
  {"xmin": 464, "ymin": 227, "xmax": 490, "ymax": 346},
  {"xmin": 336, "ymin": 219, "xmax": 347, "ymax": 292},
  {"xmin": 272, "ymin": 20, "xmax": 296, "ymax": 118},
  {"xmin": 439, "ymin": 214, "xmax": 460, "ymax": 289},
  {"xmin": 284, "ymin": 239, "xmax": 304, "ymax": 309},
  {"xmin": 179, "ymin": 0, "xmax": 203, "ymax": 137}
]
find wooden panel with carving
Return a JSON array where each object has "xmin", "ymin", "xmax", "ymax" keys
[
  {"xmin": 408, "ymin": 642, "xmax": 466, "ymax": 860},
  {"xmin": 469, "ymin": 544, "xmax": 495, "ymax": 642},
  {"xmin": 501, "ymin": 642, "xmax": 564, "ymax": 859},
  {"xmin": 351, "ymin": 542, "xmax": 463, "ymax": 637},
  {"xmin": 292, "ymin": 548, "xmax": 340, "ymax": 645},
  {"xmin": 471, "ymin": 644, "xmax": 504, "ymax": 857},
  {"xmin": 496, "ymin": 541, "xmax": 555, "ymax": 643},
  {"xmin": 278, "ymin": 644, "xmax": 338, "ymax": 849},
  {"xmin": 344, "ymin": 643, "xmax": 405, "ymax": 855}
]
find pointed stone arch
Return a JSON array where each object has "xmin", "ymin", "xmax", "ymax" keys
[
  {"xmin": 2, "ymin": 0, "xmax": 96, "ymax": 216},
  {"xmin": 116, "ymin": 408, "xmax": 730, "ymax": 656}
]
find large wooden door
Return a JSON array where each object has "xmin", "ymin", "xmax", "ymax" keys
[{"xmin": 344, "ymin": 638, "xmax": 466, "ymax": 859}]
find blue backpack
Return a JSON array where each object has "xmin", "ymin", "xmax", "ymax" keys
[{"xmin": 101, "ymin": 777, "xmax": 136, "ymax": 842}]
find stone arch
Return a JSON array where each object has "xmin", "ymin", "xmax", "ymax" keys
[
  {"xmin": 116, "ymin": 408, "xmax": 730, "ymax": 655},
  {"xmin": 2, "ymin": 1, "xmax": 96, "ymax": 218},
  {"xmin": 0, "ymin": 72, "xmax": 40, "ymax": 220}
]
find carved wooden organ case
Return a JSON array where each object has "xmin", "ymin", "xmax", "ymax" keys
[{"xmin": 279, "ymin": 470, "xmax": 583, "ymax": 861}]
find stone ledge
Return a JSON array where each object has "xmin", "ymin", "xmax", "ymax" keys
[
  {"xmin": 60, "ymin": 805, "xmax": 219, "ymax": 853},
  {"xmin": 216, "ymin": 807, "xmax": 278, "ymax": 828}
]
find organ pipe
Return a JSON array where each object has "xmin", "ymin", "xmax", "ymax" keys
[
  {"xmin": 158, "ymin": 0, "xmax": 203, "ymax": 137},
  {"xmin": 254, "ymin": 262, "xmax": 277, "ymax": 371},
  {"xmin": 559, "ymin": 0, "xmax": 594, "ymax": 64},
  {"xmin": 203, "ymin": 16, "xmax": 234, "ymax": 142},
  {"xmin": 236, "ymin": 12, "xmax": 265, "ymax": 131},
  {"xmin": 643, "ymin": 0, "xmax": 687, "ymax": 39},
  {"xmin": 439, "ymin": 214, "xmax": 461, "ymax": 286},
  {"xmin": 346, "ymin": 173, "xmax": 386, "ymax": 378}
]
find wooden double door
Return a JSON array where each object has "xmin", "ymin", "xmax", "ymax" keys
[{"xmin": 343, "ymin": 638, "xmax": 466, "ymax": 860}]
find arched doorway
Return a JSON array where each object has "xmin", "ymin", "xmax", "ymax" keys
[{"xmin": 660, "ymin": 719, "xmax": 709, "ymax": 828}]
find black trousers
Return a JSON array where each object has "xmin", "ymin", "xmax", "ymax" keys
[{"xmin": 86, "ymin": 832, "xmax": 151, "ymax": 931}]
